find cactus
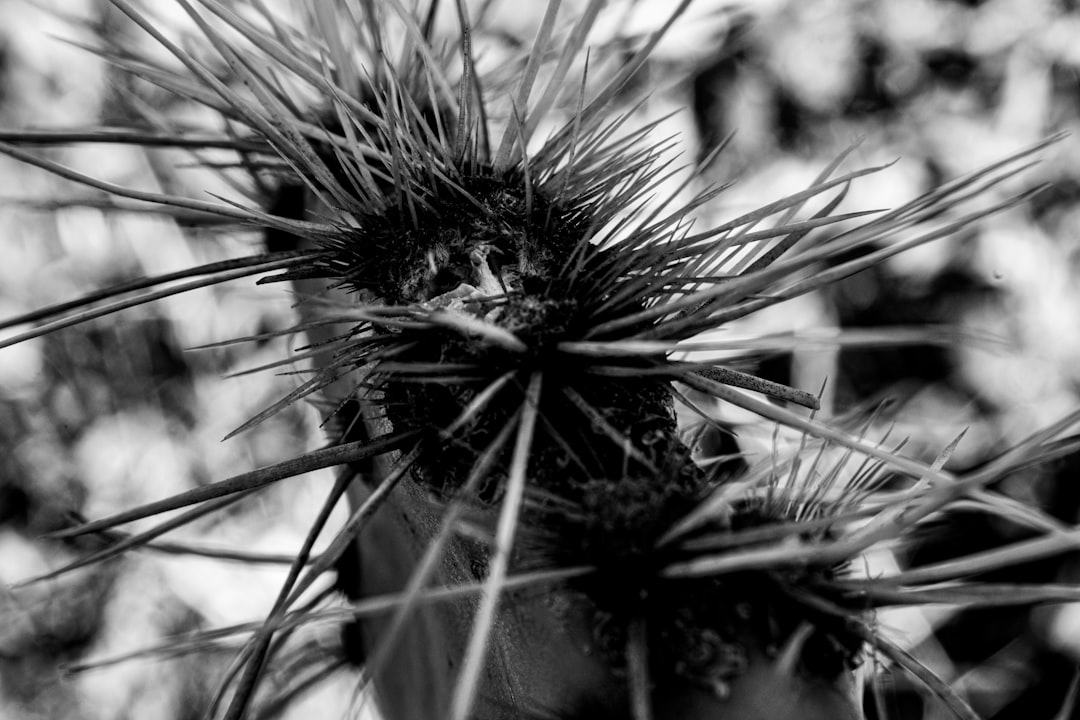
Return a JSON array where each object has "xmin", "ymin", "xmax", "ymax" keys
[{"xmin": 1, "ymin": 2, "xmax": 1078, "ymax": 720}]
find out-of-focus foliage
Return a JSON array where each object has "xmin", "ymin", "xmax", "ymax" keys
[
  {"xmin": 0, "ymin": 2, "xmax": 357, "ymax": 718},
  {"xmin": 682, "ymin": 2, "xmax": 1080, "ymax": 717}
]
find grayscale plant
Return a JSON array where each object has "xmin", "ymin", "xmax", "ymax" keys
[{"xmin": 1, "ymin": 2, "xmax": 1077, "ymax": 720}]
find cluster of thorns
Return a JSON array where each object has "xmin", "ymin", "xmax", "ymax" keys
[{"xmin": 1, "ymin": 2, "xmax": 1078, "ymax": 719}]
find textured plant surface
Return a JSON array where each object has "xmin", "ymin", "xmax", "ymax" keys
[{"xmin": 2, "ymin": 1, "xmax": 1080, "ymax": 720}]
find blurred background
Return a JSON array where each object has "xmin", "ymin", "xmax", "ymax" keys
[{"xmin": 1, "ymin": 0, "xmax": 1079, "ymax": 718}]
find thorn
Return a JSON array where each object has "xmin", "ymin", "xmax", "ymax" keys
[{"xmin": 774, "ymin": 622, "xmax": 815, "ymax": 679}]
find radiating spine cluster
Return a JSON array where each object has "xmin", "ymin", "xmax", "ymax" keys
[{"xmin": 1, "ymin": 2, "xmax": 1078, "ymax": 720}]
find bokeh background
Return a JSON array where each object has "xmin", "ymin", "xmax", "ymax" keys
[{"xmin": 1, "ymin": 0, "xmax": 1080, "ymax": 718}]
